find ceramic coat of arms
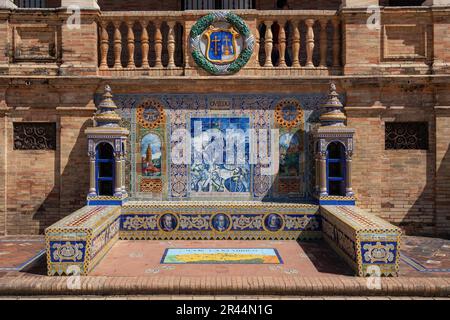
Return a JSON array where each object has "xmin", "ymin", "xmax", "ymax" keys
[{"xmin": 190, "ymin": 11, "xmax": 254, "ymax": 75}]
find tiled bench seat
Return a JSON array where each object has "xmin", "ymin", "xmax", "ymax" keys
[
  {"xmin": 321, "ymin": 206, "xmax": 402, "ymax": 277},
  {"xmin": 45, "ymin": 206, "xmax": 121, "ymax": 276}
]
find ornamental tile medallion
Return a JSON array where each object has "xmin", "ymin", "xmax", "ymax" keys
[{"xmin": 190, "ymin": 12, "xmax": 254, "ymax": 75}]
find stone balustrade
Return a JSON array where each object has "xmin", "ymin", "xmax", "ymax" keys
[{"xmin": 97, "ymin": 10, "xmax": 342, "ymax": 77}]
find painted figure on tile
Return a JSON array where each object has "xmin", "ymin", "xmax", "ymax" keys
[
  {"xmin": 190, "ymin": 117, "xmax": 251, "ymax": 194},
  {"xmin": 141, "ymin": 133, "xmax": 162, "ymax": 177},
  {"xmin": 212, "ymin": 214, "xmax": 231, "ymax": 232},
  {"xmin": 160, "ymin": 213, "xmax": 177, "ymax": 232},
  {"xmin": 279, "ymin": 132, "xmax": 301, "ymax": 177},
  {"xmin": 265, "ymin": 214, "xmax": 283, "ymax": 232}
]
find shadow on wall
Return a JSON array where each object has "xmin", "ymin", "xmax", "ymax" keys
[
  {"xmin": 33, "ymin": 119, "xmax": 91, "ymax": 234},
  {"xmin": 401, "ymin": 125, "xmax": 449, "ymax": 240}
]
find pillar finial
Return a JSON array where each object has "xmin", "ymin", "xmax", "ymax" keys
[
  {"xmin": 94, "ymin": 84, "xmax": 122, "ymax": 127},
  {"xmin": 319, "ymin": 81, "xmax": 347, "ymax": 126}
]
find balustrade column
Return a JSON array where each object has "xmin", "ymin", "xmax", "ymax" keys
[
  {"xmin": 141, "ymin": 20, "xmax": 150, "ymax": 68},
  {"xmin": 99, "ymin": 22, "xmax": 109, "ymax": 69},
  {"xmin": 305, "ymin": 19, "xmax": 315, "ymax": 67},
  {"xmin": 113, "ymin": 21, "xmax": 122, "ymax": 68},
  {"xmin": 263, "ymin": 21, "xmax": 273, "ymax": 67},
  {"xmin": 254, "ymin": 25, "xmax": 260, "ymax": 66},
  {"xmin": 126, "ymin": 21, "xmax": 135, "ymax": 68},
  {"xmin": 167, "ymin": 21, "xmax": 176, "ymax": 68},
  {"xmin": 291, "ymin": 20, "xmax": 300, "ymax": 68},
  {"xmin": 319, "ymin": 18, "xmax": 328, "ymax": 68},
  {"xmin": 332, "ymin": 17, "xmax": 340, "ymax": 68},
  {"xmin": 154, "ymin": 21, "xmax": 163, "ymax": 68},
  {"xmin": 278, "ymin": 20, "xmax": 287, "ymax": 68}
]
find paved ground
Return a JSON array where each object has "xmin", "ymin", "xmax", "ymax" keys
[
  {"xmin": 91, "ymin": 240, "xmax": 353, "ymax": 277},
  {"xmin": 0, "ymin": 236, "xmax": 45, "ymax": 273},
  {"xmin": 0, "ymin": 235, "xmax": 449, "ymax": 297}
]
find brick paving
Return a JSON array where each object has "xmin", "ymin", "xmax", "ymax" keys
[
  {"xmin": 0, "ymin": 236, "xmax": 449, "ymax": 297},
  {"xmin": 0, "ymin": 295, "xmax": 449, "ymax": 300}
]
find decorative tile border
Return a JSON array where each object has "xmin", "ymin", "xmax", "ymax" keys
[{"xmin": 120, "ymin": 202, "xmax": 322, "ymax": 241}]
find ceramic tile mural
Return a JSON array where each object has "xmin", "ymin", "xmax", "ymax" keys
[
  {"xmin": 190, "ymin": 116, "xmax": 251, "ymax": 196},
  {"xmin": 98, "ymin": 93, "xmax": 334, "ymax": 202}
]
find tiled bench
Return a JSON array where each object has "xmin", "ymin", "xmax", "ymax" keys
[
  {"xmin": 45, "ymin": 206, "xmax": 121, "ymax": 276},
  {"xmin": 321, "ymin": 206, "xmax": 402, "ymax": 277}
]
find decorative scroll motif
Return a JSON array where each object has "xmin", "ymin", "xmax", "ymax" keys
[
  {"xmin": 13, "ymin": 122, "xmax": 56, "ymax": 150},
  {"xmin": 122, "ymin": 215, "xmax": 158, "ymax": 230},
  {"xmin": 50, "ymin": 241, "xmax": 85, "ymax": 262},
  {"xmin": 284, "ymin": 215, "xmax": 320, "ymax": 231},
  {"xmin": 231, "ymin": 215, "xmax": 264, "ymax": 230},
  {"xmin": 385, "ymin": 122, "xmax": 428, "ymax": 150},
  {"xmin": 190, "ymin": 11, "xmax": 254, "ymax": 75},
  {"xmin": 362, "ymin": 242, "xmax": 396, "ymax": 264},
  {"xmin": 137, "ymin": 99, "xmax": 166, "ymax": 129},
  {"xmin": 275, "ymin": 99, "xmax": 304, "ymax": 128},
  {"xmin": 179, "ymin": 215, "xmax": 211, "ymax": 230}
]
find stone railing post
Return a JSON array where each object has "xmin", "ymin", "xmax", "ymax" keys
[
  {"xmin": 278, "ymin": 19, "xmax": 287, "ymax": 67},
  {"xmin": 126, "ymin": 20, "xmax": 135, "ymax": 68},
  {"xmin": 291, "ymin": 19, "xmax": 301, "ymax": 68},
  {"xmin": 305, "ymin": 19, "xmax": 315, "ymax": 67},
  {"xmin": 154, "ymin": 21, "xmax": 163, "ymax": 68},
  {"xmin": 263, "ymin": 20, "xmax": 273, "ymax": 67},
  {"xmin": 141, "ymin": 20, "xmax": 150, "ymax": 68}
]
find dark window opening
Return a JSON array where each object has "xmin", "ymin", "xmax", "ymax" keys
[
  {"xmin": 14, "ymin": 0, "xmax": 47, "ymax": 8},
  {"xmin": 385, "ymin": 122, "xmax": 429, "ymax": 150},
  {"xmin": 383, "ymin": 0, "xmax": 425, "ymax": 6},
  {"xmin": 326, "ymin": 141, "xmax": 346, "ymax": 197},
  {"xmin": 96, "ymin": 142, "xmax": 115, "ymax": 196},
  {"xmin": 183, "ymin": 0, "xmax": 255, "ymax": 10}
]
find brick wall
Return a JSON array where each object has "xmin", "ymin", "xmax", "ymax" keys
[{"xmin": 0, "ymin": 82, "xmax": 95, "ymax": 235}]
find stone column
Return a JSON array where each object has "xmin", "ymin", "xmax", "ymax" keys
[
  {"xmin": 0, "ymin": 0, "xmax": 16, "ymax": 8},
  {"xmin": 319, "ymin": 151, "xmax": 328, "ymax": 196},
  {"xmin": 121, "ymin": 154, "xmax": 126, "ymax": 193},
  {"xmin": 88, "ymin": 154, "xmax": 97, "ymax": 196},
  {"xmin": 60, "ymin": 0, "xmax": 100, "ymax": 9},
  {"xmin": 114, "ymin": 153, "xmax": 121, "ymax": 196},
  {"xmin": 345, "ymin": 152, "xmax": 354, "ymax": 197}
]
